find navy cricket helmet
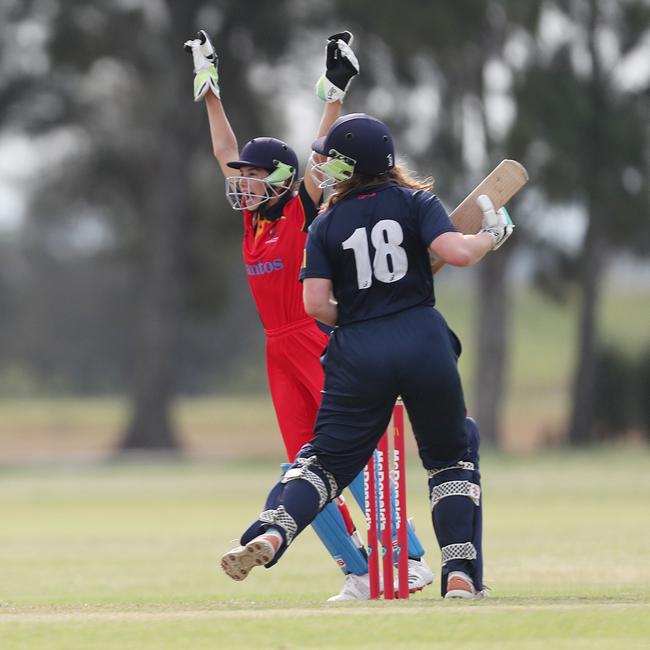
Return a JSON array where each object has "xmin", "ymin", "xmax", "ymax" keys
[
  {"xmin": 311, "ymin": 113, "xmax": 395, "ymax": 178},
  {"xmin": 225, "ymin": 138, "xmax": 299, "ymax": 211},
  {"xmin": 227, "ymin": 137, "xmax": 299, "ymax": 174}
]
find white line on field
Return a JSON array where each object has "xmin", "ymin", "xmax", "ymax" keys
[{"xmin": 0, "ymin": 603, "xmax": 648, "ymax": 623}]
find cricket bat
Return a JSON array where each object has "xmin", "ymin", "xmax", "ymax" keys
[{"xmin": 431, "ymin": 159, "xmax": 528, "ymax": 273}]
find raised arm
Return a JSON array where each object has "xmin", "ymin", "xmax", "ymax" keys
[
  {"xmin": 304, "ymin": 32, "xmax": 359, "ymax": 205},
  {"xmin": 184, "ymin": 31, "xmax": 239, "ymax": 179},
  {"xmin": 304, "ymin": 102, "xmax": 343, "ymax": 204},
  {"xmin": 204, "ymin": 94, "xmax": 240, "ymax": 179}
]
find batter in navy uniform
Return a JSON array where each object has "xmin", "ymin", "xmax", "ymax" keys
[
  {"xmin": 186, "ymin": 30, "xmax": 436, "ymax": 601},
  {"xmin": 221, "ymin": 113, "xmax": 514, "ymax": 599}
]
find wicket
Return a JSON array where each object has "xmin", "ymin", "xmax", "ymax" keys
[{"xmin": 364, "ymin": 399, "xmax": 409, "ymax": 599}]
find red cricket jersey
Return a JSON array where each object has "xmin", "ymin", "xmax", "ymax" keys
[{"xmin": 242, "ymin": 185, "xmax": 317, "ymax": 332}]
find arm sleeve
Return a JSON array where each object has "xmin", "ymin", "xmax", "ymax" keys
[
  {"xmin": 299, "ymin": 216, "xmax": 332, "ymax": 281},
  {"xmin": 413, "ymin": 191, "xmax": 457, "ymax": 246},
  {"xmin": 299, "ymin": 181, "xmax": 321, "ymax": 231}
]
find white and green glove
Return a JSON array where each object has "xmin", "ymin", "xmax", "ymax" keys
[
  {"xmin": 477, "ymin": 194, "xmax": 514, "ymax": 250},
  {"xmin": 315, "ymin": 31, "xmax": 359, "ymax": 103},
  {"xmin": 184, "ymin": 30, "xmax": 220, "ymax": 102}
]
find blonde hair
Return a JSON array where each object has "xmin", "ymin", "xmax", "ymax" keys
[{"xmin": 323, "ymin": 163, "xmax": 434, "ymax": 209}]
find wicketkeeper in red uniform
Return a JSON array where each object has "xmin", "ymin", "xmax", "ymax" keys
[{"xmin": 184, "ymin": 29, "xmax": 433, "ymax": 600}]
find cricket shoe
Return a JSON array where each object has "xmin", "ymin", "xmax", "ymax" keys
[
  {"xmin": 444, "ymin": 571, "xmax": 487, "ymax": 600},
  {"xmin": 404, "ymin": 557, "xmax": 434, "ymax": 593},
  {"xmin": 220, "ymin": 532, "xmax": 281, "ymax": 582},
  {"xmin": 327, "ymin": 572, "xmax": 375, "ymax": 601}
]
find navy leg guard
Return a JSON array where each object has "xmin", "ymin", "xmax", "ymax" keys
[
  {"xmin": 347, "ymin": 460, "xmax": 426, "ymax": 560},
  {"xmin": 282, "ymin": 463, "xmax": 368, "ymax": 576},
  {"xmin": 430, "ymin": 417, "xmax": 484, "ymax": 595},
  {"xmin": 241, "ymin": 453, "xmax": 340, "ymax": 568}
]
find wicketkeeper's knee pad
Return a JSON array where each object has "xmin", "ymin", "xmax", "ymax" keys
[
  {"xmin": 241, "ymin": 453, "xmax": 340, "ymax": 567},
  {"xmin": 429, "ymin": 417, "xmax": 484, "ymax": 594}
]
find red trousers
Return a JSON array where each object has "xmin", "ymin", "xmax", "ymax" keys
[{"xmin": 265, "ymin": 318, "xmax": 329, "ymax": 461}]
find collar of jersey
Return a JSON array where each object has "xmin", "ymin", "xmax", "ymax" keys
[
  {"xmin": 344, "ymin": 179, "xmax": 398, "ymax": 198},
  {"xmin": 256, "ymin": 189, "xmax": 293, "ymax": 222}
]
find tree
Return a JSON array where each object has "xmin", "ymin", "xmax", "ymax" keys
[
  {"xmin": 329, "ymin": 0, "xmax": 544, "ymax": 444},
  {"xmin": 119, "ymin": 1, "xmax": 312, "ymax": 449},
  {"xmin": 14, "ymin": 1, "xmax": 310, "ymax": 450},
  {"xmin": 509, "ymin": 0, "xmax": 650, "ymax": 442}
]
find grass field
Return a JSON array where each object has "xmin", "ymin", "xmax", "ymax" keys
[
  {"xmin": 1, "ymin": 449, "xmax": 649, "ymax": 649},
  {"xmin": 0, "ymin": 284, "xmax": 648, "ymax": 647}
]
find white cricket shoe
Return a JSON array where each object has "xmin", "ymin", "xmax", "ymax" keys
[
  {"xmin": 405, "ymin": 557, "xmax": 434, "ymax": 593},
  {"xmin": 220, "ymin": 532, "xmax": 281, "ymax": 582},
  {"xmin": 444, "ymin": 570, "xmax": 487, "ymax": 600},
  {"xmin": 327, "ymin": 573, "xmax": 372, "ymax": 601}
]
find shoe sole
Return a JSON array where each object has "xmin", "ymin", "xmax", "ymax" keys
[
  {"xmin": 220, "ymin": 539, "xmax": 275, "ymax": 582},
  {"xmin": 385, "ymin": 580, "xmax": 432, "ymax": 597},
  {"xmin": 444, "ymin": 589, "xmax": 475, "ymax": 599},
  {"xmin": 406, "ymin": 575, "xmax": 434, "ymax": 594}
]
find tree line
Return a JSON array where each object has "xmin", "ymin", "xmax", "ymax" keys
[{"xmin": 0, "ymin": 0, "xmax": 648, "ymax": 449}]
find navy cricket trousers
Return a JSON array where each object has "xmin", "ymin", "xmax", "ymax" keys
[{"xmin": 307, "ymin": 304, "xmax": 468, "ymax": 488}]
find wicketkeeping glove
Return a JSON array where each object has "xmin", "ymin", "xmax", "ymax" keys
[
  {"xmin": 315, "ymin": 31, "xmax": 359, "ymax": 103},
  {"xmin": 477, "ymin": 194, "xmax": 514, "ymax": 250},
  {"xmin": 184, "ymin": 30, "xmax": 220, "ymax": 102}
]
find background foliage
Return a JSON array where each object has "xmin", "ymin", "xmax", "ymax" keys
[{"xmin": 0, "ymin": 0, "xmax": 649, "ymax": 451}]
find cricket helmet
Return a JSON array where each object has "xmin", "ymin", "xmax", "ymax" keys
[
  {"xmin": 310, "ymin": 113, "xmax": 395, "ymax": 186},
  {"xmin": 225, "ymin": 137, "xmax": 298, "ymax": 211},
  {"xmin": 227, "ymin": 137, "xmax": 299, "ymax": 174}
]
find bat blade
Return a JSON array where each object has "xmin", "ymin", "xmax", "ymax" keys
[{"xmin": 432, "ymin": 159, "xmax": 528, "ymax": 273}]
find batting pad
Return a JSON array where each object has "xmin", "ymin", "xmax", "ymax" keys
[{"xmin": 281, "ymin": 463, "xmax": 368, "ymax": 575}]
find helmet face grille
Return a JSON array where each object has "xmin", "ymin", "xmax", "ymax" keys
[
  {"xmin": 309, "ymin": 151, "xmax": 356, "ymax": 188},
  {"xmin": 225, "ymin": 160, "xmax": 294, "ymax": 211}
]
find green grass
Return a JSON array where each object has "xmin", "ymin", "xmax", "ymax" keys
[{"xmin": 1, "ymin": 450, "xmax": 649, "ymax": 649}]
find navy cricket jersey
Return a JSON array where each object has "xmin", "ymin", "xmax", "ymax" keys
[{"xmin": 300, "ymin": 181, "xmax": 457, "ymax": 325}]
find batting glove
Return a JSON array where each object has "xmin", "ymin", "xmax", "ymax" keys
[
  {"xmin": 315, "ymin": 31, "xmax": 359, "ymax": 103},
  {"xmin": 184, "ymin": 30, "xmax": 220, "ymax": 102},
  {"xmin": 477, "ymin": 194, "xmax": 514, "ymax": 250}
]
